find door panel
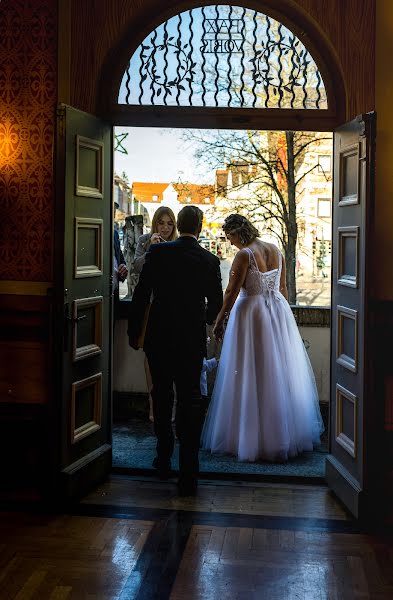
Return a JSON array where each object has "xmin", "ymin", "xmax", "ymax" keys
[
  {"xmin": 326, "ymin": 113, "xmax": 376, "ymax": 517},
  {"xmin": 55, "ymin": 105, "xmax": 112, "ymax": 500}
]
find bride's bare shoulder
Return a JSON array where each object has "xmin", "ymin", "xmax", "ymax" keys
[{"xmin": 233, "ymin": 247, "xmax": 250, "ymax": 263}]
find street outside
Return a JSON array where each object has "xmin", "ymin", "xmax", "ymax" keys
[{"xmin": 120, "ymin": 254, "xmax": 331, "ymax": 306}]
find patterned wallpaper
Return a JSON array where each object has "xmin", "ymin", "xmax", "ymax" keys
[{"xmin": 0, "ymin": 0, "xmax": 57, "ymax": 281}]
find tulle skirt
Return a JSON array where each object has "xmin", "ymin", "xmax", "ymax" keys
[{"xmin": 201, "ymin": 293, "xmax": 324, "ymax": 462}]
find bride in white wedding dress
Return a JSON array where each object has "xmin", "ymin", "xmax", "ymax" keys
[{"xmin": 202, "ymin": 214, "xmax": 324, "ymax": 462}]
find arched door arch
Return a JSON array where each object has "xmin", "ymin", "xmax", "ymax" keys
[{"xmin": 98, "ymin": 1, "xmax": 347, "ymax": 130}]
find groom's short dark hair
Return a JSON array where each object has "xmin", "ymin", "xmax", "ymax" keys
[{"xmin": 177, "ymin": 205, "xmax": 203, "ymax": 234}]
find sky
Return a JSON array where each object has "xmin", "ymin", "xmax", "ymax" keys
[{"xmin": 114, "ymin": 127, "xmax": 217, "ymax": 185}]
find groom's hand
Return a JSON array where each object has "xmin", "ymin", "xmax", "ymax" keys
[{"xmin": 118, "ymin": 263, "xmax": 128, "ymax": 281}]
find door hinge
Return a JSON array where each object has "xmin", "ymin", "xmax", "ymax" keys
[{"xmin": 57, "ymin": 106, "xmax": 66, "ymax": 138}]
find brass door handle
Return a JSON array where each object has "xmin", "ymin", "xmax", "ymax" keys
[{"xmin": 63, "ymin": 303, "xmax": 86, "ymax": 352}]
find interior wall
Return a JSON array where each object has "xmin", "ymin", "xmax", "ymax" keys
[
  {"xmin": 0, "ymin": 0, "xmax": 58, "ymax": 495},
  {"xmin": 69, "ymin": 0, "xmax": 375, "ymax": 120},
  {"xmin": 375, "ymin": 0, "xmax": 393, "ymax": 299},
  {"xmin": 0, "ymin": 0, "xmax": 57, "ymax": 398},
  {"xmin": 375, "ymin": 0, "xmax": 393, "ymax": 518},
  {"xmin": 0, "ymin": 0, "xmax": 57, "ymax": 285}
]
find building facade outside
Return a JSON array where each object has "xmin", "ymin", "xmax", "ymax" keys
[{"xmin": 210, "ymin": 133, "xmax": 333, "ymax": 275}]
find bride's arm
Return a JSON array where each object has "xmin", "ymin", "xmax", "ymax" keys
[{"xmin": 213, "ymin": 250, "xmax": 249, "ymax": 339}]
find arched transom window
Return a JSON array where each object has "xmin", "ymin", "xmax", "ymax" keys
[{"xmin": 118, "ymin": 5, "xmax": 328, "ymax": 110}]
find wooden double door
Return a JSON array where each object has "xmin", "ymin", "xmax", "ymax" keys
[{"xmin": 54, "ymin": 106, "xmax": 379, "ymax": 518}]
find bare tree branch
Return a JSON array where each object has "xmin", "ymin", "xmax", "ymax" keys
[{"xmin": 182, "ymin": 127, "xmax": 331, "ymax": 303}]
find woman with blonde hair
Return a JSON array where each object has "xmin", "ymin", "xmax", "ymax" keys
[
  {"xmin": 202, "ymin": 213, "xmax": 324, "ymax": 462},
  {"xmin": 134, "ymin": 206, "xmax": 177, "ymax": 273},
  {"xmin": 133, "ymin": 206, "xmax": 178, "ymax": 421}
]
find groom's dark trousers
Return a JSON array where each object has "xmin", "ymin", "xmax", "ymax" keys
[
  {"xmin": 128, "ymin": 236, "xmax": 223, "ymax": 486},
  {"xmin": 147, "ymin": 344, "xmax": 203, "ymax": 482}
]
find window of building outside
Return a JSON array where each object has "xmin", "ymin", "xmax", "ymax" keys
[
  {"xmin": 318, "ymin": 155, "xmax": 331, "ymax": 173},
  {"xmin": 318, "ymin": 198, "xmax": 331, "ymax": 218},
  {"xmin": 152, "ymin": 194, "xmax": 159, "ymax": 201}
]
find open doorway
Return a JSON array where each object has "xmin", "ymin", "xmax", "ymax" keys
[
  {"xmin": 112, "ymin": 125, "xmax": 333, "ymax": 480},
  {"xmin": 53, "ymin": 3, "xmax": 374, "ymax": 516}
]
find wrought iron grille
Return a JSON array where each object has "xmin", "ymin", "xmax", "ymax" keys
[{"xmin": 119, "ymin": 5, "xmax": 327, "ymax": 110}]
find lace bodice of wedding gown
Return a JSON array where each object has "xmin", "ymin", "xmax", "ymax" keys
[{"xmin": 240, "ymin": 247, "xmax": 282, "ymax": 304}]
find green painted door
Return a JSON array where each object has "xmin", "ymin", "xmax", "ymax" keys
[
  {"xmin": 326, "ymin": 113, "xmax": 377, "ymax": 518},
  {"xmin": 54, "ymin": 105, "xmax": 113, "ymax": 500}
]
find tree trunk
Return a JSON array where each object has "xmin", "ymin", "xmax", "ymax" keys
[
  {"xmin": 285, "ymin": 131, "xmax": 298, "ymax": 305},
  {"xmin": 285, "ymin": 235, "xmax": 297, "ymax": 305}
]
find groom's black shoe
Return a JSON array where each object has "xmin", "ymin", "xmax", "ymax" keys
[{"xmin": 177, "ymin": 477, "xmax": 197, "ymax": 497}]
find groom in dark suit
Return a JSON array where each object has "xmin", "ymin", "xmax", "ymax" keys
[{"xmin": 128, "ymin": 205, "xmax": 223, "ymax": 495}]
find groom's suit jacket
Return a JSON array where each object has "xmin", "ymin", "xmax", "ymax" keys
[{"xmin": 128, "ymin": 236, "xmax": 223, "ymax": 357}]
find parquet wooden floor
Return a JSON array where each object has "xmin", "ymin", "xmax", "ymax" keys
[
  {"xmin": 1, "ymin": 476, "xmax": 392, "ymax": 599},
  {"xmin": 0, "ymin": 513, "xmax": 153, "ymax": 599},
  {"xmin": 171, "ymin": 525, "xmax": 393, "ymax": 599}
]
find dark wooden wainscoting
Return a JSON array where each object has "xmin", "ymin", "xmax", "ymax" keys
[{"xmin": 0, "ymin": 293, "xmax": 52, "ymax": 500}]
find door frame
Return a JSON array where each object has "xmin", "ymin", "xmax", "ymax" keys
[
  {"xmin": 54, "ymin": 1, "xmax": 379, "ymax": 510},
  {"xmin": 100, "ymin": 1, "xmax": 344, "ymax": 488}
]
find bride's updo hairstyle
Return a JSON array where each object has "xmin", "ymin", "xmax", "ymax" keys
[{"xmin": 222, "ymin": 214, "xmax": 259, "ymax": 246}]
